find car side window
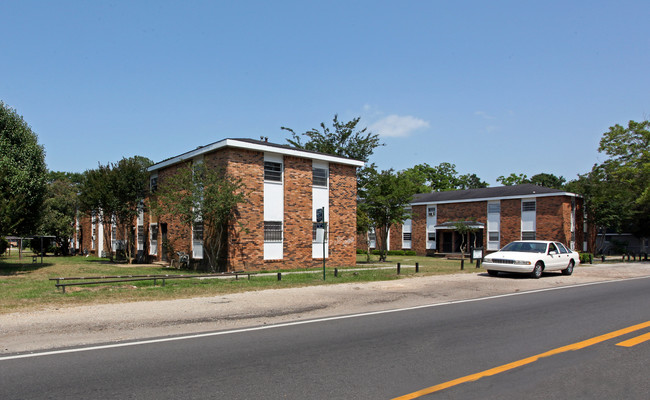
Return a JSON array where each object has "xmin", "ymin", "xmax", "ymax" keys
[
  {"xmin": 556, "ymin": 243, "xmax": 569, "ymax": 254},
  {"xmin": 548, "ymin": 243, "xmax": 558, "ymax": 254}
]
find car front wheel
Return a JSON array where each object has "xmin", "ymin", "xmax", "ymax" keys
[
  {"xmin": 562, "ymin": 260, "xmax": 574, "ymax": 276},
  {"xmin": 531, "ymin": 262, "xmax": 543, "ymax": 279}
]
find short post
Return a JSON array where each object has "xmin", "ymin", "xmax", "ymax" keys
[
  {"xmin": 415, "ymin": 262, "xmax": 419, "ymax": 273},
  {"xmin": 397, "ymin": 263, "xmax": 401, "ymax": 275},
  {"xmin": 589, "ymin": 254, "xmax": 593, "ymax": 264},
  {"xmin": 277, "ymin": 272, "xmax": 282, "ymax": 281},
  {"xmin": 334, "ymin": 268, "xmax": 338, "ymax": 277},
  {"xmin": 622, "ymin": 254, "xmax": 625, "ymax": 261},
  {"xmin": 461, "ymin": 258, "xmax": 464, "ymax": 270},
  {"xmin": 476, "ymin": 258, "xmax": 480, "ymax": 269},
  {"xmin": 602, "ymin": 255, "xmax": 605, "ymax": 262},
  {"xmin": 645, "ymin": 253, "xmax": 648, "ymax": 261}
]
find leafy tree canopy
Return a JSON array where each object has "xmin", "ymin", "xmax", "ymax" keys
[
  {"xmin": 282, "ymin": 114, "xmax": 383, "ymax": 163},
  {"xmin": 496, "ymin": 173, "xmax": 529, "ymax": 186},
  {"xmin": 358, "ymin": 166, "xmax": 418, "ymax": 261},
  {"xmin": 401, "ymin": 162, "xmax": 488, "ymax": 193},
  {"xmin": 152, "ymin": 162, "xmax": 247, "ymax": 272},
  {"xmin": 0, "ymin": 101, "xmax": 47, "ymax": 236}
]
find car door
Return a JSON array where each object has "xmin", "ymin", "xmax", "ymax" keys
[
  {"xmin": 545, "ymin": 242, "xmax": 564, "ymax": 270},
  {"xmin": 554, "ymin": 242, "xmax": 573, "ymax": 269}
]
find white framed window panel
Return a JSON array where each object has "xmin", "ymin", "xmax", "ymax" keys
[
  {"xmin": 264, "ymin": 153, "xmax": 284, "ymax": 260},
  {"xmin": 97, "ymin": 212, "xmax": 104, "ymax": 255},
  {"xmin": 487, "ymin": 201, "xmax": 500, "ymax": 251},
  {"xmin": 312, "ymin": 161, "xmax": 329, "ymax": 259},
  {"xmin": 149, "ymin": 223, "xmax": 158, "ymax": 256},
  {"xmin": 368, "ymin": 227, "xmax": 376, "ymax": 249},
  {"xmin": 402, "ymin": 208, "xmax": 412, "ymax": 249},
  {"xmin": 192, "ymin": 220, "xmax": 204, "ymax": 259},
  {"xmin": 137, "ymin": 207, "xmax": 144, "ymax": 252},
  {"xmin": 111, "ymin": 221, "xmax": 117, "ymax": 252},
  {"xmin": 521, "ymin": 200, "xmax": 536, "ymax": 240},
  {"xmin": 570, "ymin": 198, "xmax": 576, "ymax": 250},
  {"xmin": 75, "ymin": 213, "xmax": 80, "ymax": 248},
  {"xmin": 426, "ymin": 206, "xmax": 437, "ymax": 250},
  {"xmin": 91, "ymin": 212, "xmax": 96, "ymax": 250}
]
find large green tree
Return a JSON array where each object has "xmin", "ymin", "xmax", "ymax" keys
[
  {"xmin": 152, "ymin": 163, "xmax": 247, "ymax": 272},
  {"xmin": 358, "ymin": 167, "xmax": 418, "ymax": 261},
  {"xmin": 78, "ymin": 156, "xmax": 152, "ymax": 262},
  {"xmin": 597, "ymin": 120, "xmax": 650, "ymax": 238},
  {"xmin": 0, "ymin": 102, "xmax": 47, "ymax": 236},
  {"xmin": 402, "ymin": 162, "xmax": 488, "ymax": 193},
  {"xmin": 529, "ymin": 173, "xmax": 566, "ymax": 189},
  {"xmin": 39, "ymin": 173, "xmax": 80, "ymax": 255},
  {"xmin": 282, "ymin": 114, "xmax": 382, "ymax": 163}
]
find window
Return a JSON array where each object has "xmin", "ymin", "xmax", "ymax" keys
[
  {"xmin": 150, "ymin": 176, "xmax": 158, "ymax": 192},
  {"xmin": 522, "ymin": 231, "xmax": 536, "ymax": 240},
  {"xmin": 368, "ymin": 230, "xmax": 376, "ymax": 242},
  {"xmin": 428, "ymin": 232, "xmax": 436, "ymax": 241},
  {"xmin": 522, "ymin": 201, "xmax": 536, "ymax": 212},
  {"xmin": 488, "ymin": 203, "xmax": 500, "ymax": 213},
  {"xmin": 150, "ymin": 224, "xmax": 158, "ymax": 255},
  {"xmin": 489, "ymin": 231, "xmax": 500, "ymax": 241},
  {"xmin": 264, "ymin": 161, "xmax": 282, "ymax": 182},
  {"xmin": 193, "ymin": 222, "xmax": 204, "ymax": 241},
  {"xmin": 264, "ymin": 221, "xmax": 283, "ymax": 242},
  {"xmin": 313, "ymin": 168, "xmax": 328, "ymax": 187},
  {"xmin": 312, "ymin": 222, "xmax": 328, "ymax": 242},
  {"xmin": 427, "ymin": 207, "xmax": 436, "ymax": 217},
  {"xmin": 403, "ymin": 232, "xmax": 412, "ymax": 241},
  {"xmin": 556, "ymin": 242, "xmax": 569, "ymax": 254}
]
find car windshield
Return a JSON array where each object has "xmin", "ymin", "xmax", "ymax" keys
[{"xmin": 501, "ymin": 242, "xmax": 546, "ymax": 253}]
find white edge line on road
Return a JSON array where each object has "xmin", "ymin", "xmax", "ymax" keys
[{"xmin": 2, "ymin": 275, "xmax": 649, "ymax": 362}]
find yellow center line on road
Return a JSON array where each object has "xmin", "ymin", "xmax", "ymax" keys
[
  {"xmin": 392, "ymin": 320, "xmax": 650, "ymax": 400},
  {"xmin": 616, "ymin": 332, "xmax": 650, "ymax": 347}
]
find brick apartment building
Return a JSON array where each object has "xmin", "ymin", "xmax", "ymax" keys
[
  {"xmin": 76, "ymin": 138, "xmax": 363, "ymax": 270},
  {"xmin": 362, "ymin": 184, "xmax": 585, "ymax": 255}
]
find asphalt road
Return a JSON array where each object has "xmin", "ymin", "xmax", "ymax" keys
[{"xmin": 1, "ymin": 276, "xmax": 649, "ymax": 399}]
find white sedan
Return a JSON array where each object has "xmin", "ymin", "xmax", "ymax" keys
[{"xmin": 482, "ymin": 240, "xmax": 579, "ymax": 279}]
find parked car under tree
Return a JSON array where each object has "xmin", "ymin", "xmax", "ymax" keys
[{"xmin": 482, "ymin": 240, "xmax": 579, "ymax": 279}]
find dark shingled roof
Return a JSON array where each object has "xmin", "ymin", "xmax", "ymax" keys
[{"xmin": 412, "ymin": 184, "xmax": 572, "ymax": 203}]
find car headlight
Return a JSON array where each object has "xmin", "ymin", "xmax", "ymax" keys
[
  {"xmin": 514, "ymin": 260, "xmax": 532, "ymax": 265},
  {"xmin": 483, "ymin": 258, "xmax": 492, "ymax": 263}
]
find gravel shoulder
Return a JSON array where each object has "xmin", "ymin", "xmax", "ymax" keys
[{"xmin": 2, "ymin": 263, "xmax": 649, "ymax": 355}]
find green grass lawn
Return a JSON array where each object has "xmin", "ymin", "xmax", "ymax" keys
[{"xmin": 0, "ymin": 253, "xmax": 479, "ymax": 314}]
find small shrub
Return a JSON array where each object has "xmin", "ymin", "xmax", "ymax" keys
[
  {"xmin": 579, "ymin": 253, "xmax": 593, "ymax": 264},
  {"xmin": 356, "ymin": 249, "xmax": 367, "ymax": 254}
]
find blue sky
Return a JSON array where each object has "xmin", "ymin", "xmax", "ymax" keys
[{"xmin": 2, "ymin": 1, "xmax": 649, "ymax": 185}]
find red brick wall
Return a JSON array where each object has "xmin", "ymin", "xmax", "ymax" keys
[
  {"xmin": 149, "ymin": 147, "xmax": 359, "ymax": 270},
  {"xmin": 411, "ymin": 205, "xmax": 427, "ymax": 255},
  {"xmin": 329, "ymin": 164, "xmax": 358, "ymax": 266},
  {"xmin": 536, "ymin": 196, "xmax": 570, "ymax": 243},
  {"xmin": 283, "ymin": 156, "xmax": 312, "ymax": 268},
  {"xmin": 500, "ymin": 199, "xmax": 520, "ymax": 245},
  {"xmin": 222, "ymin": 148, "xmax": 264, "ymax": 270}
]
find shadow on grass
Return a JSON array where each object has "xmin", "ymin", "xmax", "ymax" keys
[{"xmin": 0, "ymin": 262, "xmax": 54, "ymax": 275}]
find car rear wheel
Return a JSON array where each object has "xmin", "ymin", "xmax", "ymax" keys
[
  {"xmin": 487, "ymin": 270, "xmax": 499, "ymax": 277},
  {"xmin": 562, "ymin": 260, "xmax": 574, "ymax": 276},
  {"xmin": 531, "ymin": 262, "xmax": 543, "ymax": 279}
]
